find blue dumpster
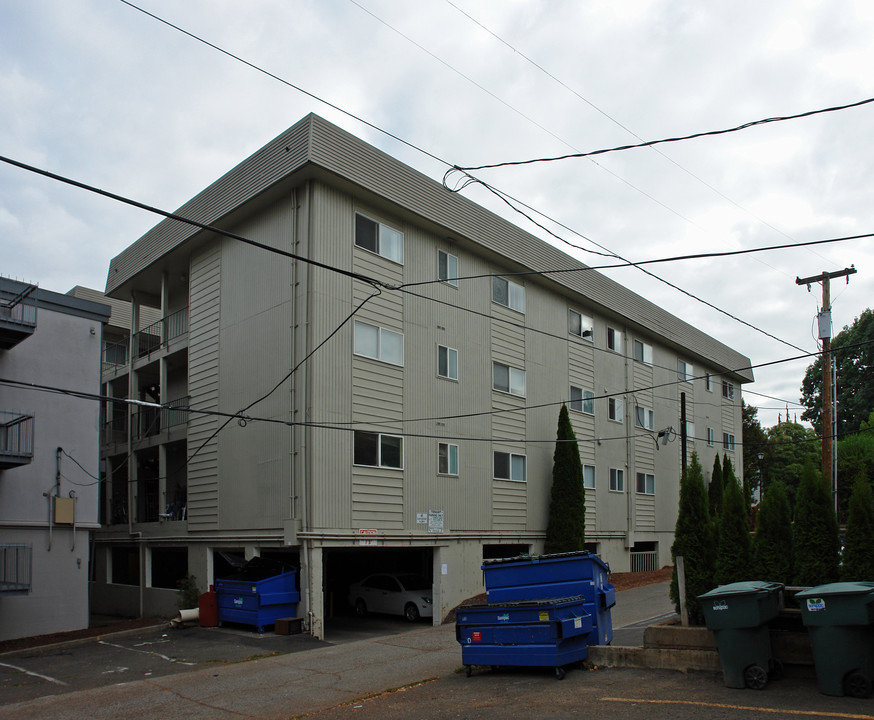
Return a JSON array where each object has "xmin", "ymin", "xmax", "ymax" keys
[
  {"xmin": 456, "ymin": 595, "xmax": 593, "ymax": 679},
  {"xmin": 215, "ymin": 559, "xmax": 299, "ymax": 633},
  {"xmin": 482, "ymin": 552, "xmax": 615, "ymax": 646}
]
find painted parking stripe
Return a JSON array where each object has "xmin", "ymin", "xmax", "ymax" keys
[
  {"xmin": 0, "ymin": 661, "xmax": 68, "ymax": 686},
  {"xmin": 98, "ymin": 640, "xmax": 197, "ymax": 666},
  {"xmin": 602, "ymin": 697, "xmax": 874, "ymax": 720}
]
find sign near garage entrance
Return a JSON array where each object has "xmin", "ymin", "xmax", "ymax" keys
[
  {"xmin": 428, "ymin": 510, "xmax": 444, "ymax": 533},
  {"xmin": 358, "ymin": 528, "xmax": 378, "ymax": 546}
]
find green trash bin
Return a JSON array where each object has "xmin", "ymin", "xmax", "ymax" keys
[
  {"xmin": 699, "ymin": 581, "xmax": 784, "ymax": 690},
  {"xmin": 796, "ymin": 582, "xmax": 874, "ymax": 698}
]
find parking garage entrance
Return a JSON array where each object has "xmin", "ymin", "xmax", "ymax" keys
[{"xmin": 322, "ymin": 547, "xmax": 433, "ymax": 640}]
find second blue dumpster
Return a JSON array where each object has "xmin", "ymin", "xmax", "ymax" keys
[
  {"xmin": 481, "ymin": 551, "xmax": 615, "ymax": 646},
  {"xmin": 456, "ymin": 595, "xmax": 593, "ymax": 680},
  {"xmin": 215, "ymin": 558, "xmax": 299, "ymax": 633}
]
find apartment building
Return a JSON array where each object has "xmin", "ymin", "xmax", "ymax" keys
[
  {"xmin": 0, "ymin": 278, "xmax": 109, "ymax": 641},
  {"xmin": 91, "ymin": 114, "xmax": 753, "ymax": 637}
]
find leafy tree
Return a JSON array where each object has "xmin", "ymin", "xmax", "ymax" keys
[
  {"xmin": 801, "ymin": 308, "xmax": 874, "ymax": 437},
  {"xmin": 836, "ymin": 410, "xmax": 874, "ymax": 522},
  {"xmin": 742, "ymin": 401, "xmax": 767, "ymax": 500},
  {"xmin": 544, "ymin": 404, "xmax": 585, "ymax": 553},
  {"xmin": 793, "ymin": 463, "xmax": 840, "ymax": 586},
  {"xmin": 841, "ymin": 473, "xmax": 874, "ymax": 581},
  {"xmin": 715, "ymin": 471, "xmax": 752, "ymax": 585},
  {"xmin": 708, "ymin": 454, "xmax": 723, "ymax": 526},
  {"xmin": 751, "ymin": 482, "xmax": 794, "ymax": 585},
  {"xmin": 670, "ymin": 452, "xmax": 714, "ymax": 625},
  {"xmin": 763, "ymin": 421, "xmax": 820, "ymax": 511}
]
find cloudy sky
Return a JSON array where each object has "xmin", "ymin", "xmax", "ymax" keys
[{"xmin": 2, "ymin": 0, "xmax": 873, "ymax": 429}]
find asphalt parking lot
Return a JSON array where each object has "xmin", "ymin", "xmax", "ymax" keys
[{"xmin": 0, "ymin": 614, "xmax": 414, "ymax": 706}]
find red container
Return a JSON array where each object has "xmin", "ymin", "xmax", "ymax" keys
[{"xmin": 199, "ymin": 589, "xmax": 218, "ymax": 627}]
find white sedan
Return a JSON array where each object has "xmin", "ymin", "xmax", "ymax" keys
[{"xmin": 348, "ymin": 573, "xmax": 433, "ymax": 622}]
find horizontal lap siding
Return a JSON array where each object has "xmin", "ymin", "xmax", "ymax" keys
[
  {"xmin": 187, "ymin": 245, "xmax": 222, "ymax": 529},
  {"xmin": 493, "ymin": 481, "xmax": 527, "ymax": 531}
]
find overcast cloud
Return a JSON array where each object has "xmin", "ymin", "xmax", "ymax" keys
[{"xmin": 2, "ymin": 0, "xmax": 873, "ymax": 428}]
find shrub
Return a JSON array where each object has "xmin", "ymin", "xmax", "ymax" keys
[
  {"xmin": 841, "ymin": 474, "xmax": 874, "ymax": 581},
  {"xmin": 714, "ymin": 471, "xmax": 752, "ymax": 585},
  {"xmin": 751, "ymin": 481, "xmax": 794, "ymax": 585},
  {"xmin": 793, "ymin": 463, "xmax": 840, "ymax": 586}
]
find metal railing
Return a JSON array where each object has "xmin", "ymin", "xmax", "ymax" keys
[
  {"xmin": 0, "ymin": 411, "xmax": 34, "ymax": 461},
  {"xmin": 104, "ymin": 411, "xmax": 128, "ymax": 444},
  {"xmin": 630, "ymin": 550, "xmax": 659, "ymax": 573},
  {"xmin": 131, "ymin": 396, "xmax": 190, "ymax": 439},
  {"xmin": 102, "ymin": 340, "xmax": 129, "ymax": 374},
  {"xmin": 132, "ymin": 307, "xmax": 188, "ymax": 359},
  {"xmin": 0, "ymin": 544, "xmax": 32, "ymax": 593}
]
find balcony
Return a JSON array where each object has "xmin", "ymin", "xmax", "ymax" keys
[
  {"xmin": 0, "ymin": 544, "xmax": 32, "ymax": 593},
  {"xmin": 102, "ymin": 339, "xmax": 129, "ymax": 375},
  {"xmin": 132, "ymin": 396, "xmax": 190, "ymax": 440},
  {"xmin": 132, "ymin": 307, "xmax": 188, "ymax": 360},
  {"xmin": 0, "ymin": 411, "xmax": 34, "ymax": 470},
  {"xmin": 0, "ymin": 283, "xmax": 37, "ymax": 350}
]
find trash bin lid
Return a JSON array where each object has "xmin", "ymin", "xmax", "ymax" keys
[
  {"xmin": 699, "ymin": 581, "xmax": 784, "ymax": 599},
  {"xmin": 796, "ymin": 582, "xmax": 874, "ymax": 599}
]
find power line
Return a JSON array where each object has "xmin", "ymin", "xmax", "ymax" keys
[
  {"xmin": 115, "ymin": 0, "xmax": 815, "ymax": 358},
  {"xmin": 448, "ymin": 96, "xmax": 874, "ymax": 173}
]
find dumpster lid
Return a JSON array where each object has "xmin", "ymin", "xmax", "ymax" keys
[
  {"xmin": 699, "ymin": 581, "xmax": 784, "ymax": 599},
  {"xmin": 219, "ymin": 556, "xmax": 296, "ymax": 582},
  {"xmin": 461, "ymin": 594, "xmax": 587, "ymax": 610},
  {"xmin": 482, "ymin": 551, "xmax": 609, "ymax": 571},
  {"xmin": 796, "ymin": 582, "xmax": 874, "ymax": 599}
]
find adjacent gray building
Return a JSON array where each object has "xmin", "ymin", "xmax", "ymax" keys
[
  {"xmin": 0, "ymin": 278, "xmax": 109, "ymax": 641},
  {"xmin": 91, "ymin": 114, "xmax": 753, "ymax": 637}
]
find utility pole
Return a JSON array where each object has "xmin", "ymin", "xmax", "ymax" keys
[{"xmin": 796, "ymin": 266, "xmax": 856, "ymax": 507}]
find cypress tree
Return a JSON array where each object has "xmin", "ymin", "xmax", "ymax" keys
[
  {"xmin": 793, "ymin": 462, "xmax": 840, "ymax": 586},
  {"xmin": 715, "ymin": 471, "xmax": 752, "ymax": 585},
  {"xmin": 841, "ymin": 474, "xmax": 874, "ymax": 581},
  {"xmin": 709, "ymin": 454, "xmax": 724, "ymax": 524},
  {"xmin": 544, "ymin": 404, "xmax": 586, "ymax": 553},
  {"xmin": 670, "ymin": 452, "xmax": 714, "ymax": 625},
  {"xmin": 751, "ymin": 482, "xmax": 794, "ymax": 585}
]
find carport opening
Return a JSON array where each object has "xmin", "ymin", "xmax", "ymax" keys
[
  {"xmin": 323, "ymin": 547, "xmax": 433, "ymax": 625},
  {"xmin": 482, "ymin": 543, "xmax": 529, "ymax": 560}
]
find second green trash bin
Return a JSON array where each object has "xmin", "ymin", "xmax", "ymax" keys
[
  {"xmin": 797, "ymin": 582, "xmax": 874, "ymax": 698},
  {"xmin": 698, "ymin": 581, "xmax": 784, "ymax": 690}
]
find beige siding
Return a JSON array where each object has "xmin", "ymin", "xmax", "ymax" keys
[
  {"xmin": 493, "ymin": 480, "xmax": 527, "ymax": 530},
  {"xmin": 187, "ymin": 245, "xmax": 222, "ymax": 529}
]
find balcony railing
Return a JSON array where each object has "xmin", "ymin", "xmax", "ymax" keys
[
  {"xmin": 132, "ymin": 307, "xmax": 188, "ymax": 359},
  {"xmin": 0, "ymin": 544, "xmax": 32, "ymax": 593},
  {"xmin": 0, "ymin": 283, "xmax": 38, "ymax": 350},
  {"xmin": 103, "ymin": 411, "xmax": 128, "ymax": 445},
  {"xmin": 132, "ymin": 396, "xmax": 190, "ymax": 439},
  {"xmin": 102, "ymin": 340, "xmax": 129, "ymax": 374},
  {"xmin": 0, "ymin": 411, "xmax": 34, "ymax": 469}
]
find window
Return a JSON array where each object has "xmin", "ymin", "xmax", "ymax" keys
[
  {"xmin": 438, "ymin": 442, "xmax": 459, "ymax": 476},
  {"xmin": 722, "ymin": 381, "xmax": 735, "ymax": 400},
  {"xmin": 354, "ymin": 321, "xmax": 404, "ymax": 365},
  {"xmin": 438, "ymin": 250, "xmax": 458, "ymax": 286},
  {"xmin": 678, "ymin": 359, "xmax": 694, "ymax": 383},
  {"xmin": 568, "ymin": 309, "xmax": 594, "ymax": 340},
  {"xmin": 354, "ymin": 431, "xmax": 403, "ymax": 469},
  {"xmin": 633, "ymin": 339, "xmax": 653, "ymax": 365},
  {"xmin": 583, "ymin": 464, "xmax": 596, "ymax": 489},
  {"xmin": 609, "ymin": 468, "xmax": 625, "ymax": 492},
  {"xmin": 355, "ymin": 213, "xmax": 403, "ymax": 263},
  {"xmin": 635, "ymin": 405, "xmax": 654, "ymax": 430},
  {"xmin": 492, "ymin": 277, "xmax": 525, "ymax": 312},
  {"xmin": 723, "ymin": 433, "xmax": 736, "ymax": 451},
  {"xmin": 705, "ymin": 373, "xmax": 713, "ymax": 392},
  {"xmin": 493, "ymin": 362, "xmax": 526, "ymax": 397},
  {"xmin": 636, "ymin": 472, "xmax": 655, "ymax": 495},
  {"xmin": 707, "ymin": 427, "xmax": 715, "ymax": 446},
  {"xmin": 438, "ymin": 345, "xmax": 458, "ymax": 380},
  {"xmin": 608, "ymin": 397, "xmax": 623, "ymax": 422},
  {"xmin": 686, "ymin": 421, "xmax": 695, "ymax": 441},
  {"xmin": 607, "ymin": 327, "xmax": 622, "ymax": 352},
  {"xmin": 570, "ymin": 386, "xmax": 594, "ymax": 414},
  {"xmin": 494, "ymin": 451, "xmax": 526, "ymax": 482}
]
